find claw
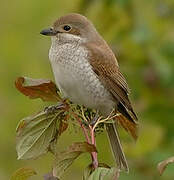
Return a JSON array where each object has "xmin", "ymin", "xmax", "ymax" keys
[
  {"xmin": 44, "ymin": 103, "xmax": 65, "ymax": 114},
  {"xmin": 44, "ymin": 105, "xmax": 56, "ymax": 114},
  {"xmin": 90, "ymin": 110, "xmax": 99, "ymax": 126}
]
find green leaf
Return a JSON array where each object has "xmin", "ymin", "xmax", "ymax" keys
[
  {"xmin": 11, "ymin": 167, "xmax": 37, "ymax": 180},
  {"xmin": 87, "ymin": 167, "xmax": 119, "ymax": 180},
  {"xmin": 83, "ymin": 163, "xmax": 110, "ymax": 180},
  {"xmin": 16, "ymin": 110, "xmax": 64, "ymax": 159},
  {"xmin": 83, "ymin": 164, "xmax": 94, "ymax": 180},
  {"xmin": 53, "ymin": 142, "xmax": 97, "ymax": 178},
  {"xmin": 157, "ymin": 156, "xmax": 174, "ymax": 176}
]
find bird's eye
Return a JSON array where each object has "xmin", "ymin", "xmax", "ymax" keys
[{"xmin": 63, "ymin": 25, "xmax": 71, "ymax": 31}]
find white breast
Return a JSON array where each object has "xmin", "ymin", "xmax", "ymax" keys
[{"xmin": 49, "ymin": 37, "xmax": 116, "ymax": 114}]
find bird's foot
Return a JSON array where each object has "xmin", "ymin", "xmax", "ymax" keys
[
  {"xmin": 90, "ymin": 110, "xmax": 99, "ymax": 126},
  {"xmin": 44, "ymin": 103, "xmax": 66, "ymax": 115}
]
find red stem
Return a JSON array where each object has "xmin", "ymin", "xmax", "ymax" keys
[
  {"xmin": 72, "ymin": 112, "xmax": 98, "ymax": 169},
  {"xmin": 72, "ymin": 112, "xmax": 91, "ymax": 144},
  {"xmin": 90, "ymin": 125, "xmax": 98, "ymax": 168}
]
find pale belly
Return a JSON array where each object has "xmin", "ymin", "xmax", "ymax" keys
[{"xmin": 49, "ymin": 42, "xmax": 116, "ymax": 115}]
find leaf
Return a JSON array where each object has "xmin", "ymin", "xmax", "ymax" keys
[
  {"xmin": 11, "ymin": 167, "xmax": 37, "ymax": 180},
  {"xmin": 16, "ymin": 109, "xmax": 64, "ymax": 159},
  {"xmin": 87, "ymin": 167, "xmax": 119, "ymax": 180},
  {"xmin": 116, "ymin": 114, "xmax": 138, "ymax": 140},
  {"xmin": 15, "ymin": 77, "xmax": 60, "ymax": 102},
  {"xmin": 83, "ymin": 163, "xmax": 110, "ymax": 180},
  {"xmin": 157, "ymin": 156, "xmax": 174, "ymax": 175},
  {"xmin": 53, "ymin": 142, "xmax": 97, "ymax": 178},
  {"xmin": 58, "ymin": 114, "xmax": 69, "ymax": 136},
  {"xmin": 83, "ymin": 164, "xmax": 93, "ymax": 180},
  {"xmin": 98, "ymin": 163, "xmax": 110, "ymax": 168}
]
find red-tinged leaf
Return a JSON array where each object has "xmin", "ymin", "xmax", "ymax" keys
[
  {"xmin": 11, "ymin": 167, "xmax": 37, "ymax": 180},
  {"xmin": 15, "ymin": 77, "xmax": 60, "ymax": 102},
  {"xmin": 68, "ymin": 142, "xmax": 97, "ymax": 153},
  {"xmin": 116, "ymin": 113, "xmax": 138, "ymax": 140},
  {"xmin": 157, "ymin": 156, "xmax": 174, "ymax": 175},
  {"xmin": 58, "ymin": 121, "xmax": 68, "ymax": 136},
  {"xmin": 53, "ymin": 142, "xmax": 97, "ymax": 178},
  {"xmin": 58, "ymin": 114, "xmax": 69, "ymax": 136}
]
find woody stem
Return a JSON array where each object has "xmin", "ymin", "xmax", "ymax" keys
[
  {"xmin": 72, "ymin": 112, "xmax": 91, "ymax": 144},
  {"xmin": 72, "ymin": 110, "xmax": 98, "ymax": 169},
  {"xmin": 89, "ymin": 125, "xmax": 98, "ymax": 169}
]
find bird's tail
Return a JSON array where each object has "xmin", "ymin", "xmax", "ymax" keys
[{"xmin": 106, "ymin": 122, "xmax": 129, "ymax": 172}]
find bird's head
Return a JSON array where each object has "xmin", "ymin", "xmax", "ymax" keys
[{"xmin": 40, "ymin": 13, "xmax": 102, "ymax": 44}]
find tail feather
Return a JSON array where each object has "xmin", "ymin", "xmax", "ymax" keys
[
  {"xmin": 117, "ymin": 102, "xmax": 138, "ymax": 123},
  {"xmin": 106, "ymin": 123, "xmax": 129, "ymax": 172}
]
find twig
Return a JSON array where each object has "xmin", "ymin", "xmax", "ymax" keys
[
  {"xmin": 80, "ymin": 107, "xmax": 90, "ymax": 123},
  {"xmin": 89, "ymin": 125, "xmax": 98, "ymax": 169},
  {"xmin": 71, "ymin": 111, "xmax": 91, "ymax": 144},
  {"xmin": 92, "ymin": 110, "xmax": 119, "ymax": 130},
  {"xmin": 73, "ymin": 109, "xmax": 99, "ymax": 169},
  {"xmin": 71, "ymin": 107, "xmax": 120, "ymax": 170}
]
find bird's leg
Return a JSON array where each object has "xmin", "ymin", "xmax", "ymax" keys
[
  {"xmin": 44, "ymin": 104, "xmax": 62, "ymax": 114},
  {"xmin": 44, "ymin": 99, "xmax": 69, "ymax": 114},
  {"xmin": 90, "ymin": 110, "xmax": 99, "ymax": 126}
]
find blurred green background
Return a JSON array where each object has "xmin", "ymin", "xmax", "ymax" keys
[{"xmin": 1, "ymin": 0, "xmax": 174, "ymax": 179}]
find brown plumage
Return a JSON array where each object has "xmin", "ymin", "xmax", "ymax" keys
[
  {"xmin": 41, "ymin": 13, "xmax": 138, "ymax": 172},
  {"xmin": 85, "ymin": 42, "xmax": 138, "ymax": 123}
]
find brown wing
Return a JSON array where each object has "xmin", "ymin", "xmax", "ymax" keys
[{"xmin": 85, "ymin": 42, "xmax": 138, "ymax": 123}]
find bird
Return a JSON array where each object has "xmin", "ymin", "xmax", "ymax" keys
[{"xmin": 40, "ymin": 13, "xmax": 138, "ymax": 172}]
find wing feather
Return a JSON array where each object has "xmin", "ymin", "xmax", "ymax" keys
[{"xmin": 85, "ymin": 42, "xmax": 138, "ymax": 122}]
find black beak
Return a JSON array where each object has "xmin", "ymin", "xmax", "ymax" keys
[{"xmin": 40, "ymin": 28, "xmax": 57, "ymax": 36}]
